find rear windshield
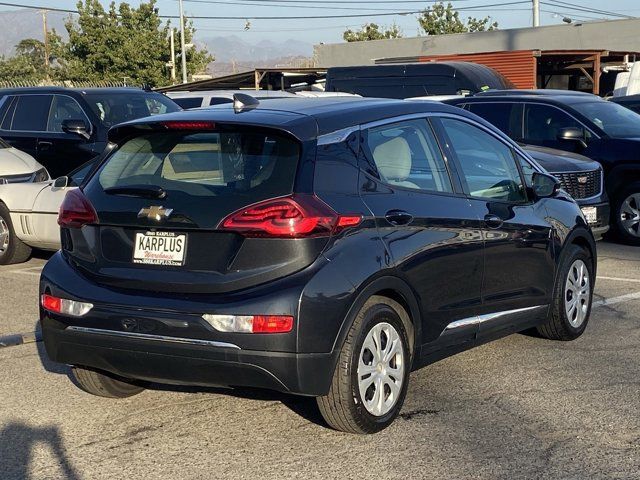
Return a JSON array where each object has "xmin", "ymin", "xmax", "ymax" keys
[
  {"xmin": 97, "ymin": 130, "xmax": 299, "ymax": 200},
  {"xmin": 83, "ymin": 92, "xmax": 181, "ymax": 127}
]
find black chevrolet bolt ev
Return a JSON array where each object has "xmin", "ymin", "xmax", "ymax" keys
[{"xmin": 40, "ymin": 97, "xmax": 596, "ymax": 434}]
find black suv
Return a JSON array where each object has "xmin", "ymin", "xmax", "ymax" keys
[
  {"xmin": 0, "ymin": 87, "xmax": 180, "ymax": 178},
  {"xmin": 40, "ymin": 97, "xmax": 595, "ymax": 433},
  {"xmin": 446, "ymin": 92, "xmax": 640, "ymax": 244}
]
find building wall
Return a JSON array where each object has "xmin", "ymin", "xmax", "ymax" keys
[{"xmin": 314, "ymin": 18, "xmax": 640, "ymax": 67}]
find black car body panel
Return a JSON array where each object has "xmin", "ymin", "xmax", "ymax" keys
[
  {"xmin": 0, "ymin": 87, "xmax": 180, "ymax": 178},
  {"xmin": 40, "ymin": 97, "xmax": 596, "ymax": 397},
  {"xmin": 610, "ymin": 94, "xmax": 640, "ymax": 114},
  {"xmin": 325, "ymin": 62, "xmax": 514, "ymax": 99}
]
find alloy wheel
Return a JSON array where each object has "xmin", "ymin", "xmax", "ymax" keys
[
  {"xmin": 620, "ymin": 193, "xmax": 640, "ymax": 238},
  {"xmin": 564, "ymin": 259, "xmax": 590, "ymax": 328},
  {"xmin": 0, "ymin": 216, "xmax": 9, "ymax": 256},
  {"xmin": 357, "ymin": 322, "xmax": 405, "ymax": 417}
]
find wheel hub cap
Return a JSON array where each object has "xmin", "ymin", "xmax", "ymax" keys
[
  {"xmin": 565, "ymin": 259, "xmax": 590, "ymax": 328},
  {"xmin": 620, "ymin": 193, "xmax": 640, "ymax": 238},
  {"xmin": 357, "ymin": 322, "xmax": 405, "ymax": 417},
  {"xmin": 0, "ymin": 217, "xmax": 9, "ymax": 254}
]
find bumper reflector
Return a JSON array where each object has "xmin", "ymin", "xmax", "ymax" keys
[
  {"xmin": 202, "ymin": 314, "xmax": 294, "ymax": 334},
  {"xmin": 41, "ymin": 294, "xmax": 94, "ymax": 317}
]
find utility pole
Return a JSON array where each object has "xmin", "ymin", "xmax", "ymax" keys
[
  {"xmin": 40, "ymin": 9, "xmax": 50, "ymax": 78},
  {"xmin": 532, "ymin": 0, "xmax": 540, "ymax": 27},
  {"xmin": 170, "ymin": 28, "xmax": 176, "ymax": 83},
  {"xmin": 179, "ymin": 0, "xmax": 188, "ymax": 84}
]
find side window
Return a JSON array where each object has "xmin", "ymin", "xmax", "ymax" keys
[
  {"xmin": 366, "ymin": 118, "xmax": 452, "ymax": 193},
  {"xmin": 69, "ymin": 161, "xmax": 95, "ymax": 186},
  {"xmin": 441, "ymin": 117, "xmax": 526, "ymax": 203},
  {"xmin": 209, "ymin": 97, "xmax": 233, "ymax": 106},
  {"xmin": 0, "ymin": 96, "xmax": 17, "ymax": 130},
  {"xmin": 517, "ymin": 155, "xmax": 537, "ymax": 188},
  {"xmin": 466, "ymin": 102, "xmax": 522, "ymax": 140},
  {"xmin": 524, "ymin": 104, "xmax": 589, "ymax": 143},
  {"xmin": 47, "ymin": 95, "xmax": 87, "ymax": 132},
  {"xmin": 173, "ymin": 97, "xmax": 203, "ymax": 109},
  {"xmin": 12, "ymin": 95, "xmax": 52, "ymax": 131}
]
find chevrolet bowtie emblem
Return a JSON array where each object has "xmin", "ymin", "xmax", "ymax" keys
[{"xmin": 138, "ymin": 206, "xmax": 173, "ymax": 221}]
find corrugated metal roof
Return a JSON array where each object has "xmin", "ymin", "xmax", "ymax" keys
[{"xmin": 417, "ymin": 50, "xmax": 537, "ymax": 89}]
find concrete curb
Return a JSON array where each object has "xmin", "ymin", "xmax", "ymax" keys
[{"xmin": 0, "ymin": 331, "xmax": 42, "ymax": 348}]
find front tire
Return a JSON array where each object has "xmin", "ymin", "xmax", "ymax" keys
[
  {"xmin": 71, "ymin": 366, "xmax": 145, "ymax": 398},
  {"xmin": 612, "ymin": 183, "xmax": 640, "ymax": 245},
  {"xmin": 317, "ymin": 296, "xmax": 411, "ymax": 434},
  {"xmin": 0, "ymin": 203, "xmax": 32, "ymax": 265},
  {"xmin": 537, "ymin": 244, "xmax": 593, "ymax": 341}
]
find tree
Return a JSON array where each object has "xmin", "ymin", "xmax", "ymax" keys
[
  {"xmin": 0, "ymin": 31, "xmax": 64, "ymax": 83},
  {"xmin": 59, "ymin": 0, "xmax": 212, "ymax": 86},
  {"xmin": 418, "ymin": 2, "xmax": 498, "ymax": 35},
  {"xmin": 343, "ymin": 23, "xmax": 403, "ymax": 42}
]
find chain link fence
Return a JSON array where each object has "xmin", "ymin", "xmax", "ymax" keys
[{"xmin": 0, "ymin": 80, "xmax": 143, "ymax": 88}]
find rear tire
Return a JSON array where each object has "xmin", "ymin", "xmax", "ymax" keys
[
  {"xmin": 0, "ymin": 203, "xmax": 32, "ymax": 265},
  {"xmin": 71, "ymin": 366, "xmax": 145, "ymax": 398},
  {"xmin": 612, "ymin": 183, "xmax": 640, "ymax": 246},
  {"xmin": 537, "ymin": 244, "xmax": 593, "ymax": 341},
  {"xmin": 317, "ymin": 296, "xmax": 412, "ymax": 434}
]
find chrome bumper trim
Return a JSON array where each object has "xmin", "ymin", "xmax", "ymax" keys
[{"xmin": 65, "ymin": 326, "xmax": 241, "ymax": 350}]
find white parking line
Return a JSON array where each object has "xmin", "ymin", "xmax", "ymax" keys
[
  {"xmin": 594, "ymin": 291, "xmax": 640, "ymax": 307},
  {"xmin": 598, "ymin": 276, "xmax": 640, "ymax": 284}
]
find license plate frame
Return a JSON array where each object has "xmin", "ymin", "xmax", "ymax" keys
[
  {"xmin": 133, "ymin": 231, "xmax": 187, "ymax": 266},
  {"xmin": 581, "ymin": 206, "xmax": 598, "ymax": 225}
]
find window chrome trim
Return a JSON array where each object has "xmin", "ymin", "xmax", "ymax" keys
[
  {"xmin": 444, "ymin": 305, "xmax": 547, "ymax": 331},
  {"xmin": 66, "ymin": 326, "xmax": 241, "ymax": 350},
  {"xmin": 317, "ymin": 125, "xmax": 359, "ymax": 146}
]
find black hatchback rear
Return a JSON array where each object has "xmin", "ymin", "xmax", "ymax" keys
[{"xmin": 40, "ymin": 97, "xmax": 596, "ymax": 433}]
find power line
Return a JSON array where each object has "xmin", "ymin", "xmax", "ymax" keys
[{"xmin": 540, "ymin": 1, "xmax": 633, "ymax": 19}]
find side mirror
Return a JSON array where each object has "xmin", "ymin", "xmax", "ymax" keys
[
  {"xmin": 53, "ymin": 176, "xmax": 69, "ymax": 189},
  {"xmin": 557, "ymin": 127, "xmax": 587, "ymax": 148},
  {"xmin": 532, "ymin": 172, "xmax": 561, "ymax": 199},
  {"xmin": 61, "ymin": 119, "xmax": 91, "ymax": 140}
]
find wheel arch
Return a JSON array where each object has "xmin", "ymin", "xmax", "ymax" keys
[
  {"xmin": 330, "ymin": 275, "xmax": 422, "ymax": 363},
  {"xmin": 564, "ymin": 226, "xmax": 597, "ymax": 277}
]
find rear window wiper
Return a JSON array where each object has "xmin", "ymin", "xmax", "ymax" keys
[{"xmin": 104, "ymin": 185, "xmax": 167, "ymax": 199}]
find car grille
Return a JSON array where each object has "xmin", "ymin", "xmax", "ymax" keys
[
  {"xmin": 552, "ymin": 170, "xmax": 602, "ymax": 199},
  {"xmin": 0, "ymin": 172, "xmax": 35, "ymax": 184}
]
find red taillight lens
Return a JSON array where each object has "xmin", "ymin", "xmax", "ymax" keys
[
  {"xmin": 41, "ymin": 294, "xmax": 61, "ymax": 313},
  {"xmin": 219, "ymin": 194, "xmax": 361, "ymax": 238},
  {"xmin": 251, "ymin": 315, "xmax": 294, "ymax": 333},
  {"xmin": 161, "ymin": 121, "xmax": 216, "ymax": 130},
  {"xmin": 58, "ymin": 189, "xmax": 98, "ymax": 228}
]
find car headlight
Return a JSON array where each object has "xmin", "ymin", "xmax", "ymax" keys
[{"xmin": 32, "ymin": 168, "xmax": 49, "ymax": 183}]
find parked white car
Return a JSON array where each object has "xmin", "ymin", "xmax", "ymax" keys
[
  {"xmin": 0, "ymin": 137, "xmax": 49, "ymax": 185},
  {"xmin": 0, "ymin": 160, "xmax": 92, "ymax": 264},
  {"xmin": 166, "ymin": 89, "xmax": 298, "ymax": 109}
]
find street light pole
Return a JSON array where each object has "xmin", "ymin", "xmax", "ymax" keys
[
  {"xmin": 179, "ymin": 0, "xmax": 188, "ymax": 83},
  {"xmin": 532, "ymin": 0, "xmax": 540, "ymax": 27},
  {"xmin": 170, "ymin": 28, "xmax": 176, "ymax": 83}
]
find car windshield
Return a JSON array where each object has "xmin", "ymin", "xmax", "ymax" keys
[
  {"xmin": 572, "ymin": 101, "xmax": 640, "ymax": 138},
  {"xmin": 83, "ymin": 92, "xmax": 181, "ymax": 128}
]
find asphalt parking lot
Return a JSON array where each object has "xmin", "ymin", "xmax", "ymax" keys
[{"xmin": 1, "ymin": 242, "xmax": 639, "ymax": 480}]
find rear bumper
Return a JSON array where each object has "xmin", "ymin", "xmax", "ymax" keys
[{"xmin": 42, "ymin": 317, "xmax": 334, "ymax": 396}]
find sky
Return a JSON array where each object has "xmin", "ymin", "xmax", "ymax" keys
[{"xmin": 1, "ymin": 0, "xmax": 639, "ymax": 44}]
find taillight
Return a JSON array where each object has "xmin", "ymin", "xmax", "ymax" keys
[
  {"xmin": 41, "ymin": 294, "xmax": 93, "ymax": 317},
  {"xmin": 58, "ymin": 189, "xmax": 98, "ymax": 228},
  {"xmin": 202, "ymin": 314, "xmax": 294, "ymax": 334},
  {"xmin": 219, "ymin": 194, "xmax": 362, "ymax": 238}
]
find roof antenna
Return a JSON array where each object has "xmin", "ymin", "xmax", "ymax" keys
[{"xmin": 233, "ymin": 93, "xmax": 260, "ymax": 113}]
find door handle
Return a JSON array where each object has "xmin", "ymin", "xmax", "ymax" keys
[
  {"xmin": 385, "ymin": 210, "xmax": 414, "ymax": 226},
  {"xmin": 37, "ymin": 141, "xmax": 52, "ymax": 151},
  {"xmin": 484, "ymin": 214, "xmax": 504, "ymax": 229}
]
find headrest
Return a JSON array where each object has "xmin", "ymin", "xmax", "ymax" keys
[{"xmin": 373, "ymin": 136, "xmax": 412, "ymax": 181}]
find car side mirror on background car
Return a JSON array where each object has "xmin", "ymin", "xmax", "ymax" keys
[
  {"xmin": 557, "ymin": 127, "xmax": 587, "ymax": 148},
  {"xmin": 532, "ymin": 172, "xmax": 561, "ymax": 198},
  {"xmin": 61, "ymin": 119, "xmax": 91, "ymax": 140},
  {"xmin": 53, "ymin": 176, "xmax": 69, "ymax": 189}
]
